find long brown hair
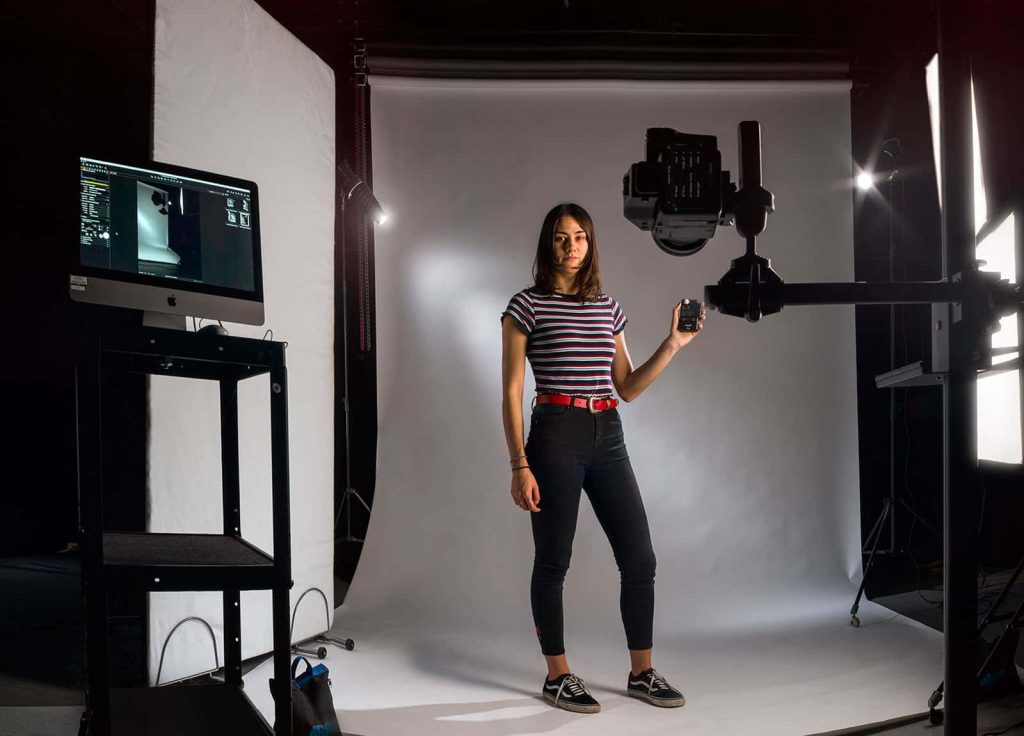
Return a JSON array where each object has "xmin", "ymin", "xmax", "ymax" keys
[{"xmin": 532, "ymin": 203, "xmax": 603, "ymax": 302}]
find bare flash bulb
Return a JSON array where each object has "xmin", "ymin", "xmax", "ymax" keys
[{"xmin": 338, "ymin": 159, "xmax": 387, "ymax": 227}]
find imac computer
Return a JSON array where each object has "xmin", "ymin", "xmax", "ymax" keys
[{"xmin": 72, "ymin": 157, "xmax": 264, "ymax": 328}]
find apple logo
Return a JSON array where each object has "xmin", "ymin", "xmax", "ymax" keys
[{"xmin": 168, "ymin": 295, "xmax": 177, "ymax": 307}]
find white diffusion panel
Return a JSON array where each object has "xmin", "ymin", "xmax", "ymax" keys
[
  {"xmin": 977, "ymin": 213, "xmax": 1021, "ymax": 464},
  {"xmin": 148, "ymin": 0, "xmax": 335, "ymax": 684},
  {"xmin": 347, "ymin": 77, "xmax": 859, "ymax": 645}
]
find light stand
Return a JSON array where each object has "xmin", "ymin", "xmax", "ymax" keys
[
  {"xmin": 849, "ymin": 138, "xmax": 944, "ymax": 627},
  {"xmin": 335, "ymin": 160, "xmax": 383, "ymax": 544},
  {"xmin": 850, "ymin": 497, "xmax": 944, "ymax": 627},
  {"xmin": 886, "ymin": 137, "xmax": 903, "ymax": 556}
]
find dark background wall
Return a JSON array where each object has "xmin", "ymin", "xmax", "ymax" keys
[
  {"xmin": 2, "ymin": 0, "xmax": 155, "ymax": 686},
  {"xmin": 3, "ymin": 0, "xmax": 152, "ymax": 555}
]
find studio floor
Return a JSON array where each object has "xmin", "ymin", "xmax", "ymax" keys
[
  {"xmin": 6, "ymin": 598, "xmax": 1024, "ymax": 736},
  {"xmin": 243, "ymin": 599, "xmax": 950, "ymax": 736}
]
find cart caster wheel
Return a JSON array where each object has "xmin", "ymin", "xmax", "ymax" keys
[
  {"xmin": 292, "ymin": 644, "xmax": 328, "ymax": 659},
  {"xmin": 850, "ymin": 615, "xmax": 860, "ymax": 628},
  {"xmin": 929, "ymin": 708, "xmax": 943, "ymax": 725},
  {"xmin": 344, "ymin": 639, "xmax": 355, "ymax": 651}
]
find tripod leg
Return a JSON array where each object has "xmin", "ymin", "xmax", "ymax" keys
[
  {"xmin": 851, "ymin": 498, "xmax": 893, "ymax": 627},
  {"xmin": 976, "ymin": 556, "xmax": 1024, "ymax": 634},
  {"xmin": 898, "ymin": 497, "xmax": 943, "ymax": 541}
]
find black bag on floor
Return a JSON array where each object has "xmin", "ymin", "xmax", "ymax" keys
[
  {"xmin": 978, "ymin": 627, "xmax": 1022, "ymax": 697},
  {"xmin": 272, "ymin": 655, "xmax": 342, "ymax": 736}
]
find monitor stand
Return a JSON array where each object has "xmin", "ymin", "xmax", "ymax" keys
[{"xmin": 142, "ymin": 312, "xmax": 187, "ymax": 331}]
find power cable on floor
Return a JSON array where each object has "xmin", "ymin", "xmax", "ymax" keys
[{"xmin": 155, "ymin": 616, "xmax": 220, "ymax": 686}]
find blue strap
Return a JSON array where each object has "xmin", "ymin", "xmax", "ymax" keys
[
  {"xmin": 296, "ymin": 663, "xmax": 330, "ymax": 688},
  {"xmin": 291, "ymin": 655, "xmax": 312, "ymax": 682}
]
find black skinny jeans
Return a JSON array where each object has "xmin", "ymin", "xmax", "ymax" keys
[{"xmin": 525, "ymin": 401, "xmax": 656, "ymax": 656}]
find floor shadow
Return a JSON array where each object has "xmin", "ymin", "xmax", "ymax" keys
[{"xmin": 339, "ymin": 696, "xmax": 627, "ymax": 736}]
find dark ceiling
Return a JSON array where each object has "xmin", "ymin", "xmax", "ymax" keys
[{"xmin": 255, "ymin": 0, "xmax": 938, "ymax": 75}]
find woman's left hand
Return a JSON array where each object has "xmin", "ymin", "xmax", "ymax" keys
[{"xmin": 667, "ymin": 302, "xmax": 706, "ymax": 351}]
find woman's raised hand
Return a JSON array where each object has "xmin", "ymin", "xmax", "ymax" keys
[{"xmin": 511, "ymin": 468, "xmax": 541, "ymax": 512}]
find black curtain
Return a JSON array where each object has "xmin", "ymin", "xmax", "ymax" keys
[
  {"xmin": 2, "ymin": 0, "xmax": 151, "ymax": 554},
  {"xmin": 1, "ymin": 0, "xmax": 154, "ymax": 687}
]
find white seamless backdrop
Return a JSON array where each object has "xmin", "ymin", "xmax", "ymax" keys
[
  {"xmin": 148, "ymin": 0, "xmax": 335, "ymax": 685},
  {"xmin": 344, "ymin": 77, "xmax": 861, "ymax": 644}
]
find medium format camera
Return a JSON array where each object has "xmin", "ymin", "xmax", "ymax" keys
[
  {"xmin": 623, "ymin": 122, "xmax": 774, "ymax": 261},
  {"xmin": 623, "ymin": 128, "xmax": 737, "ymax": 257}
]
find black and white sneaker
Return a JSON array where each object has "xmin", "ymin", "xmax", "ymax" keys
[
  {"xmin": 542, "ymin": 672, "xmax": 601, "ymax": 713},
  {"xmin": 626, "ymin": 667, "xmax": 686, "ymax": 707}
]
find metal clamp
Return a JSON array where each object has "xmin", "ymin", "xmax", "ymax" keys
[{"xmin": 354, "ymin": 37, "xmax": 367, "ymax": 87}]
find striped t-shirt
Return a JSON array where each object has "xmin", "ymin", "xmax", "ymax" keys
[{"xmin": 502, "ymin": 288, "xmax": 627, "ymax": 397}]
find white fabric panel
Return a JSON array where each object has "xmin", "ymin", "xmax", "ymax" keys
[
  {"xmin": 149, "ymin": 0, "xmax": 335, "ymax": 684},
  {"xmin": 349, "ymin": 77, "xmax": 859, "ymax": 641},
  {"xmin": 976, "ymin": 207, "xmax": 1020, "ymax": 464}
]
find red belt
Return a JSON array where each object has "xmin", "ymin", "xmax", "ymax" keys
[{"xmin": 535, "ymin": 393, "xmax": 618, "ymax": 413}]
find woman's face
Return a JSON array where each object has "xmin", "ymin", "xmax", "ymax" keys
[{"xmin": 551, "ymin": 215, "xmax": 589, "ymax": 279}]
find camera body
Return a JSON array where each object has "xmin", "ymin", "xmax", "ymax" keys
[
  {"xmin": 623, "ymin": 128, "xmax": 736, "ymax": 257},
  {"xmin": 677, "ymin": 299, "xmax": 703, "ymax": 332}
]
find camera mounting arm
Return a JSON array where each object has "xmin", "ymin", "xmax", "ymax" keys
[
  {"xmin": 705, "ymin": 262, "xmax": 1021, "ymax": 371},
  {"xmin": 704, "ymin": 125, "xmax": 1020, "ymax": 367}
]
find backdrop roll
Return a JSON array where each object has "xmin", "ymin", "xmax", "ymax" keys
[{"xmin": 342, "ymin": 77, "xmax": 860, "ymax": 646}]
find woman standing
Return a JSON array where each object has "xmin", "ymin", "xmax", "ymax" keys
[{"xmin": 500, "ymin": 202, "xmax": 704, "ymax": 714}]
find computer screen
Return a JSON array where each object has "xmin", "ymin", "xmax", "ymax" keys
[{"xmin": 72, "ymin": 157, "xmax": 264, "ymax": 326}]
